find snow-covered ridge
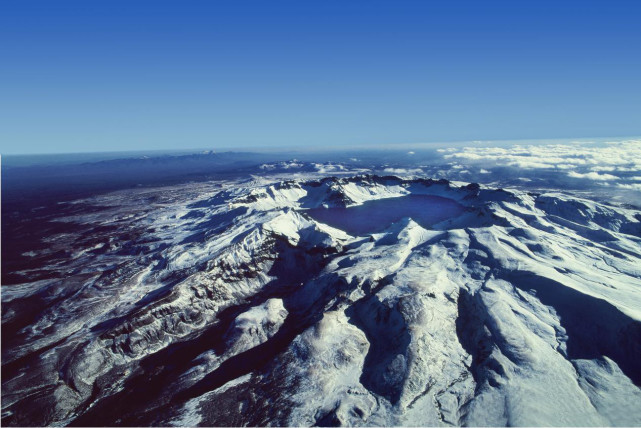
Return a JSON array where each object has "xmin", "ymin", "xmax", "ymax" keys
[{"xmin": 2, "ymin": 175, "xmax": 641, "ymax": 426}]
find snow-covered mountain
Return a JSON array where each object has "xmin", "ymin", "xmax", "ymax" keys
[{"xmin": 2, "ymin": 174, "xmax": 641, "ymax": 426}]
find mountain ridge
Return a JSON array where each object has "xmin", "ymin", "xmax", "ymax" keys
[{"xmin": 2, "ymin": 174, "xmax": 641, "ymax": 426}]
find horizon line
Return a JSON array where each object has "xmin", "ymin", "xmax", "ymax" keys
[{"xmin": 2, "ymin": 134, "xmax": 640, "ymax": 157}]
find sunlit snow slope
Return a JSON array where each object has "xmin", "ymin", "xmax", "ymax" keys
[{"xmin": 2, "ymin": 175, "xmax": 641, "ymax": 426}]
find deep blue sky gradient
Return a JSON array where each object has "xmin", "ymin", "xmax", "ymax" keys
[{"xmin": 1, "ymin": 0, "xmax": 640, "ymax": 154}]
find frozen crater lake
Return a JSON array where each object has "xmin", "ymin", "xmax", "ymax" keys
[{"xmin": 305, "ymin": 194, "xmax": 465, "ymax": 235}]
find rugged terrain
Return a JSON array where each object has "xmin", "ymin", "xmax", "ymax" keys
[{"xmin": 2, "ymin": 174, "xmax": 641, "ymax": 426}]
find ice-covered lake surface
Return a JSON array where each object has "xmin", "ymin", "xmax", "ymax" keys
[{"xmin": 305, "ymin": 194, "xmax": 465, "ymax": 235}]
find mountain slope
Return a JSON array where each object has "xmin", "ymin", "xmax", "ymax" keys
[{"xmin": 2, "ymin": 175, "xmax": 641, "ymax": 426}]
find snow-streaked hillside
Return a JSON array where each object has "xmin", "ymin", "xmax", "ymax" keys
[{"xmin": 2, "ymin": 174, "xmax": 641, "ymax": 426}]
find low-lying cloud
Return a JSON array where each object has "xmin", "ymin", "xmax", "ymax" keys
[
  {"xmin": 383, "ymin": 167, "xmax": 423, "ymax": 174},
  {"xmin": 567, "ymin": 171, "xmax": 618, "ymax": 181},
  {"xmin": 442, "ymin": 140, "xmax": 641, "ymax": 176},
  {"xmin": 435, "ymin": 139, "xmax": 641, "ymax": 202}
]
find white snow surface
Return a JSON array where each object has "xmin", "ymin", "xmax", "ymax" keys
[{"xmin": 2, "ymin": 174, "xmax": 641, "ymax": 426}]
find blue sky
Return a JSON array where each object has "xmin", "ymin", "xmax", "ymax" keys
[{"xmin": 1, "ymin": 0, "xmax": 640, "ymax": 154}]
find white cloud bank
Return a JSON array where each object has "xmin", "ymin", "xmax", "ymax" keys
[
  {"xmin": 443, "ymin": 140, "xmax": 641, "ymax": 177},
  {"xmin": 383, "ymin": 167, "xmax": 423, "ymax": 174},
  {"xmin": 567, "ymin": 171, "xmax": 619, "ymax": 181},
  {"xmin": 617, "ymin": 183, "xmax": 641, "ymax": 190}
]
